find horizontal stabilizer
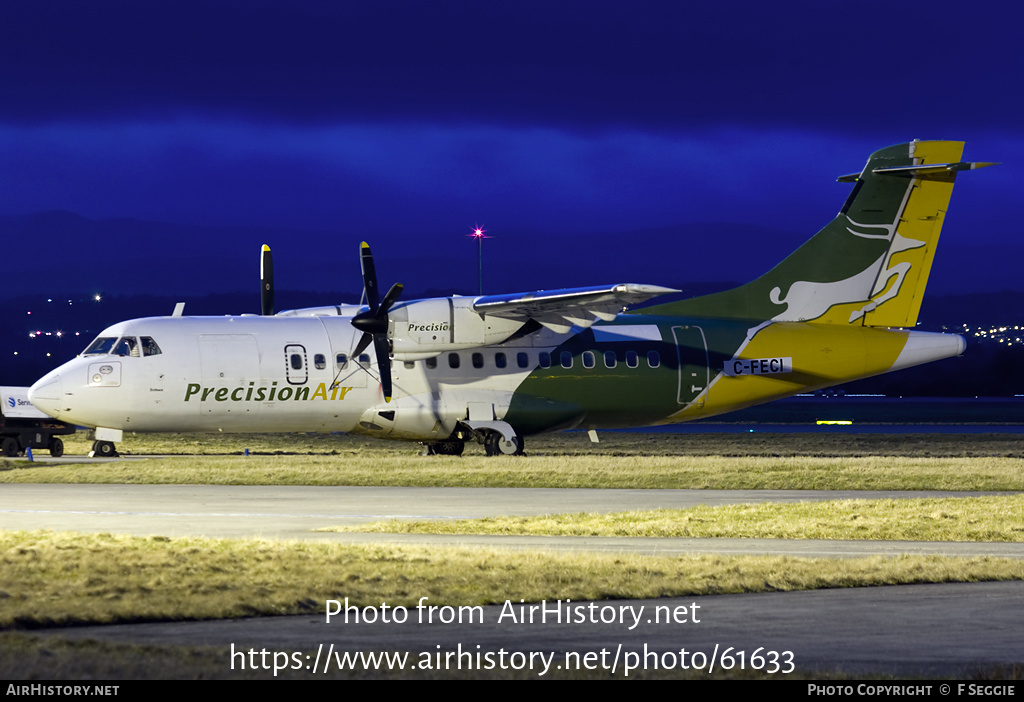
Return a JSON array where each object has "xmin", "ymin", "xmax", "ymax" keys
[{"xmin": 838, "ymin": 160, "xmax": 998, "ymax": 183}]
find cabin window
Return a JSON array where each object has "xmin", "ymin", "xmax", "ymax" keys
[
  {"xmin": 358, "ymin": 354, "xmax": 371, "ymax": 366},
  {"xmin": 538, "ymin": 352, "xmax": 551, "ymax": 368},
  {"xmin": 604, "ymin": 350, "xmax": 617, "ymax": 368},
  {"xmin": 472, "ymin": 352, "xmax": 484, "ymax": 369},
  {"xmin": 560, "ymin": 351, "xmax": 573, "ymax": 369},
  {"xmin": 141, "ymin": 337, "xmax": 162, "ymax": 356},
  {"xmin": 626, "ymin": 350, "xmax": 639, "ymax": 368},
  {"xmin": 314, "ymin": 353, "xmax": 326, "ymax": 370},
  {"xmin": 647, "ymin": 350, "xmax": 661, "ymax": 368},
  {"xmin": 582, "ymin": 351, "xmax": 596, "ymax": 369},
  {"xmin": 290, "ymin": 354, "xmax": 303, "ymax": 370},
  {"xmin": 517, "ymin": 352, "xmax": 529, "ymax": 368},
  {"xmin": 495, "ymin": 352, "xmax": 507, "ymax": 369},
  {"xmin": 403, "ymin": 361, "xmax": 415, "ymax": 369},
  {"xmin": 448, "ymin": 352, "xmax": 461, "ymax": 369},
  {"xmin": 425, "ymin": 357, "xmax": 437, "ymax": 369},
  {"xmin": 336, "ymin": 353, "xmax": 348, "ymax": 369}
]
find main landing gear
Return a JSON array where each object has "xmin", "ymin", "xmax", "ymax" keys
[
  {"xmin": 483, "ymin": 430, "xmax": 524, "ymax": 456},
  {"xmin": 424, "ymin": 427, "xmax": 525, "ymax": 457},
  {"xmin": 425, "ymin": 439, "xmax": 465, "ymax": 456}
]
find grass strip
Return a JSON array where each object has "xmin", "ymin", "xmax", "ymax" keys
[
  {"xmin": 327, "ymin": 495, "xmax": 1024, "ymax": 542},
  {"xmin": 4, "ymin": 530, "xmax": 1024, "ymax": 630},
  {"xmin": 4, "ymin": 452, "xmax": 1024, "ymax": 491}
]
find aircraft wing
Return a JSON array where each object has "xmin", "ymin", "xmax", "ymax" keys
[{"xmin": 472, "ymin": 284, "xmax": 680, "ymax": 334}]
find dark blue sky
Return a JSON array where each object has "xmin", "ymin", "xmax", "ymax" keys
[{"xmin": 2, "ymin": 1, "xmax": 1021, "ymax": 298}]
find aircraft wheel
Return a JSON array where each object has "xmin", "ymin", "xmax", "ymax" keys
[
  {"xmin": 2, "ymin": 437, "xmax": 19, "ymax": 457},
  {"xmin": 48, "ymin": 438, "xmax": 64, "ymax": 458},
  {"xmin": 484, "ymin": 431, "xmax": 523, "ymax": 456},
  {"xmin": 93, "ymin": 440, "xmax": 118, "ymax": 458},
  {"xmin": 428, "ymin": 440, "xmax": 465, "ymax": 456}
]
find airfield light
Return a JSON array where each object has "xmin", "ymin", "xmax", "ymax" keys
[
  {"xmin": 94, "ymin": 294, "xmax": 102, "ymax": 302},
  {"xmin": 468, "ymin": 225, "xmax": 491, "ymax": 295}
]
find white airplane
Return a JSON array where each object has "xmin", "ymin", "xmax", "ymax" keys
[{"xmin": 28, "ymin": 141, "xmax": 992, "ymax": 457}]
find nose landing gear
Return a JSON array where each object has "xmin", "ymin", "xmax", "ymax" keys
[{"xmin": 90, "ymin": 440, "xmax": 119, "ymax": 458}]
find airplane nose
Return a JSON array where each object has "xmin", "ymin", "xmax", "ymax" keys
[{"xmin": 28, "ymin": 372, "xmax": 63, "ymax": 418}]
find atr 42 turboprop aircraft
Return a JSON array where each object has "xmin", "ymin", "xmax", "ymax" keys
[{"xmin": 29, "ymin": 141, "xmax": 993, "ymax": 457}]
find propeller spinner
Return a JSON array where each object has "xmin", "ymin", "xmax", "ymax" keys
[{"xmin": 351, "ymin": 242, "xmax": 403, "ymax": 402}]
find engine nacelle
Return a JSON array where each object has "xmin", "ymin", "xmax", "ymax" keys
[
  {"xmin": 276, "ymin": 304, "xmax": 367, "ymax": 318},
  {"xmin": 389, "ymin": 297, "xmax": 524, "ymax": 356}
]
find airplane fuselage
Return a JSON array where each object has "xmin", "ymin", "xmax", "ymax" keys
[
  {"xmin": 29, "ymin": 311, "xmax": 964, "ymax": 443},
  {"xmin": 26, "ymin": 141, "xmax": 988, "ymax": 454}
]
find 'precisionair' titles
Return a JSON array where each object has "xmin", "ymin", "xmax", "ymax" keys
[{"xmin": 183, "ymin": 382, "xmax": 355, "ymax": 403}]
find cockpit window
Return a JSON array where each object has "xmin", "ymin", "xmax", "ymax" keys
[
  {"xmin": 83, "ymin": 337, "xmax": 118, "ymax": 356},
  {"xmin": 83, "ymin": 335, "xmax": 155, "ymax": 357},
  {"xmin": 113, "ymin": 337, "xmax": 139, "ymax": 357},
  {"xmin": 141, "ymin": 337, "xmax": 162, "ymax": 356}
]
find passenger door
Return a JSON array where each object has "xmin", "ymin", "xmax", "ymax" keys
[{"xmin": 672, "ymin": 325, "xmax": 709, "ymax": 407}]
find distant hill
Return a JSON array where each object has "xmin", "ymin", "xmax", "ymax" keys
[
  {"xmin": 3, "ymin": 210, "xmax": 1018, "ymax": 298},
  {"xmin": 1, "ymin": 211, "xmax": 802, "ymax": 296}
]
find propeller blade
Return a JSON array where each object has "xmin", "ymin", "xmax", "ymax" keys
[
  {"xmin": 352, "ymin": 241, "xmax": 400, "ymax": 403},
  {"xmin": 352, "ymin": 332, "xmax": 373, "ymax": 360},
  {"xmin": 379, "ymin": 282, "xmax": 404, "ymax": 314},
  {"xmin": 260, "ymin": 244, "xmax": 274, "ymax": 316},
  {"xmin": 359, "ymin": 241, "xmax": 380, "ymax": 312},
  {"xmin": 373, "ymin": 334, "xmax": 393, "ymax": 402}
]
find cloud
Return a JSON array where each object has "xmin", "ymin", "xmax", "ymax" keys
[
  {"xmin": 0, "ymin": 119, "xmax": 873, "ymax": 232},
  {"xmin": 0, "ymin": 2, "xmax": 1019, "ymax": 294}
]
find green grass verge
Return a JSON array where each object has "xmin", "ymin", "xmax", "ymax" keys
[
  {"xmin": 3, "ymin": 441, "xmax": 1024, "ymax": 491},
  {"xmin": 3, "ymin": 530, "xmax": 1024, "ymax": 631},
  {"xmin": 328, "ymin": 495, "xmax": 1024, "ymax": 541}
]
